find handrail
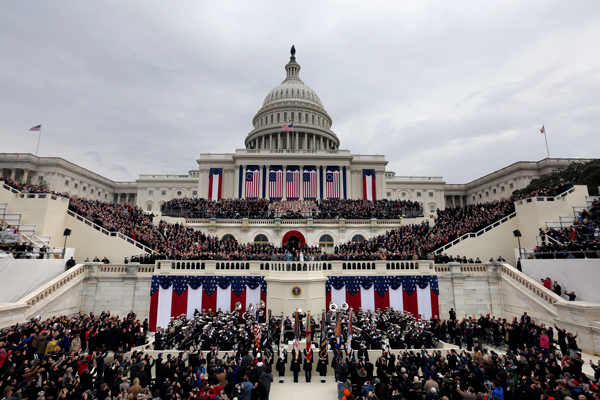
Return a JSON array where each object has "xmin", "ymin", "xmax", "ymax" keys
[
  {"xmin": 67, "ymin": 210, "xmax": 157, "ymax": 254},
  {"xmin": 437, "ymin": 212, "xmax": 517, "ymax": 252},
  {"xmin": 522, "ymin": 250, "xmax": 599, "ymax": 259},
  {"xmin": 498, "ymin": 263, "xmax": 562, "ymax": 309}
]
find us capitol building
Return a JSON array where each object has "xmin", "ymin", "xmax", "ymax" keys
[{"xmin": 0, "ymin": 49, "xmax": 590, "ymax": 247}]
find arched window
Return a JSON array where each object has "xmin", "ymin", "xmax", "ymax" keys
[
  {"xmin": 319, "ymin": 234, "xmax": 334, "ymax": 248},
  {"xmin": 271, "ymin": 115, "xmax": 274, "ymax": 124},
  {"xmin": 286, "ymin": 89, "xmax": 288, "ymax": 95},
  {"xmin": 254, "ymin": 234, "xmax": 269, "ymax": 245},
  {"xmin": 291, "ymin": 89, "xmax": 294, "ymax": 95},
  {"xmin": 302, "ymin": 90, "xmax": 305, "ymax": 96},
  {"xmin": 291, "ymin": 112, "xmax": 294, "ymax": 121},
  {"xmin": 317, "ymin": 117, "xmax": 320, "ymax": 125},
  {"xmin": 222, "ymin": 234, "xmax": 236, "ymax": 242},
  {"xmin": 312, "ymin": 115, "xmax": 315, "ymax": 124},
  {"xmin": 305, "ymin": 113, "xmax": 308, "ymax": 123},
  {"xmin": 277, "ymin": 113, "xmax": 280, "ymax": 123},
  {"xmin": 352, "ymin": 234, "xmax": 365, "ymax": 242},
  {"xmin": 284, "ymin": 112, "xmax": 287, "ymax": 122}
]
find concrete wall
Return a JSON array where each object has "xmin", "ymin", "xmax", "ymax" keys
[
  {"xmin": 64, "ymin": 214, "xmax": 152, "ymax": 262},
  {"xmin": 437, "ymin": 217, "xmax": 519, "ymax": 266},
  {"xmin": 6, "ymin": 195, "xmax": 69, "ymax": 243}
]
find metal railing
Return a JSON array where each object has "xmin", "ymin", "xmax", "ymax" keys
[{"xmin": 522, "ymin": 250, "xmax": 599, "ymax": 259}]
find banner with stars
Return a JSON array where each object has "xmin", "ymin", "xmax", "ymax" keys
[
  {"xmin": 149, "ymin": 275, "xmax": 267, "ymax": 332},
  {"xmin": 325, "ymin": 275, "xmax": 439, "ymax": 320}
]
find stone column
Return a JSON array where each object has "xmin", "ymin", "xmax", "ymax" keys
[
  {"xmin": 295, "ymin": 132, "xmax": 299, "ymax": 150},
  {"xmin": 287, "ymin": 132, "xmax": 290, "ymax": 149},
  {"xmin": 10, "ymin": 169, "xmax": 16, "ymax": 180},
  {"xmin": 22, "ymin": 170, "xmax": 29, "ymax": 183},
  {"xmin": 278, "ymin": 133, "xmax": 281, "ymax": 149}
]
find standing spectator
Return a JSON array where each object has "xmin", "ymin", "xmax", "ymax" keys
[
  {"xmin": 66, "ymin": 257, "xmax": 76, "ymax": 270},
  {"xmin": 565, "ymin": 290, "xmax": 577, "ymax": 301},
  {"xmin": 553, "ymin": 281, "xmax": 562, "ymax": 297}
]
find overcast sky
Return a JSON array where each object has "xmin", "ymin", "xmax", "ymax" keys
[{"xmin": 1, "ymin": 1, "xmax": 599, "ymax": 185}]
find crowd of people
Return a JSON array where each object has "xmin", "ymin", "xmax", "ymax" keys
[
  {"xmin": 1, "ymin": 308, "xmax": 597, "ymax": 400},
  {"xmin": 160, "ymin": 198, "xmax": 423, "ymax": 220},
  {"xmin": 329, "ymin": 201, "xmax": 515, "ymax": 261},
  {"xmin": 512, "ymin": 182, "xmax": 574, "ymax": 200},
  {"xmin": 532, "ymin": 199, "xmax": 600, "ymax": 258}
]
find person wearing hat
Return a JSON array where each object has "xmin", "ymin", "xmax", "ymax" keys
[
  {"xmin": 316, "ymin": 347, "xmax": 329, "ymax": 383},
  {"xmin": 276, "ymin": 347, "xmax": 287, "ymax": 383},
  {"xmin": 303, "ymin": 348, "xmax": 313, "ymax": 383},
  {"xmin": 357, "ymin": 343, "xmax": 369, "ymax": 363},
  {"xmin": 290, "ymin": 346, "xmax": 302, "ymax": 383}
]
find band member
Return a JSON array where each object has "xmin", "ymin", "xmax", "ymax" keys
[
  {"xmin": 276, "ymin": 348, "xmax": 287, "ymax": 383},
  {"xmin": 290, "ymin": 346, "xmax": 302, "ymax": 383}
]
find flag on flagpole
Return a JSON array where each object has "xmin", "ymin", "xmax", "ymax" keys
[
  {"xmin": 346, "ymin": 309, "xmax": 353, "ymax": 355},
  {"xmin": 306, "ymin": 311, "xmax": 312, "ymax": 362},
  {"xmin": 333, "ymin": 310, "xmax": 342, "ymax": 363},
  {"xmin": 293, "ymin": 311, "xmax": 300, "ymax": 361},
  {"xmin": 29, "ymin": 125, "xmax": 42, "ymax": 131},
  {"xmin": 319, "ymin": 311, "xmax": 327, "ymax": 360},
  {"xmin": 540, "ymin": 125, "xmax": 545, "ymax": 134},
  {"xmin": 279, "ymin": 314, "xmax": 286, "ymax": 358},
  {"xmin": 254, "ymin": 323, "xmax": 260, "ymax": 351},
  {"xmin": 282, "ymin": 124, "xmax": 294, "ymax": 132}
]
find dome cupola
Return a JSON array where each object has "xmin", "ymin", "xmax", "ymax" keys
[{"xmin": 244, "ymin": 47, "xmax": 339, "ymax": 151}]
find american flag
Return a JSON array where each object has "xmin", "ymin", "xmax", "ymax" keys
[
  {"xmin": 306, "ymin": 311, "xmax": 312, "ymax": 362},
  {"xmin": 282, "ymin": 123, "xmax": 294, "ymax": 132},
  {"xmin": 540, "ymin": 125, "xmax": 545, "ymax": 134},
  {"xmin": 269, "ymin": 165, "xmax": 283, "ymax": 199},
  {"xmin": 29, "ymin": 125, "xmax": 42, "ymax": 131},
  {"xmin": 303, "ymin": 166, "xmax": 317, "ymax": 199},
  {"xmin": 245, "ymin": 165, "xmax": 260, "ymax": 198},
  {"xmin": 346, "ymin": 309, "xmax": 353, "ymax": 356},
  {"xmin": 286, "ymin": 166, "xmax": 300, "ymax": 200},
  {"xmin": 326, "ymin": 166, "xmax": 340, "ymax": 199}
]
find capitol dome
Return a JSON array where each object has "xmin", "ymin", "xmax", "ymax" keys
[{"xmin": 244, "ymin": 51, "xmax": 339, "ymax": 151}]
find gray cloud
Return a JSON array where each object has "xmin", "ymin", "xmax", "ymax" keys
[{"xmin": 0, "ymin": 1, "xmax": 598, "ymax": 184}]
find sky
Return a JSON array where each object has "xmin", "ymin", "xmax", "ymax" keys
[{"xmin": 1, "ymin": 1, "xmax": 599, "ymax": 184}]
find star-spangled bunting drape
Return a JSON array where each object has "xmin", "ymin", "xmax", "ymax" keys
[
  {"xmin": 362, "ymin": 169, "xmax": 376, "ymax": 201},
  {"xmin": 326, "ymin": 275, "xmax": 439, "ymax": 319},
  {"xmin": 149, "ymin": 275, "xmax": 267, "ymax": 331},
  {"xmin": 208, "ymin": 168, "xmax": 222, "ymax": 200}
]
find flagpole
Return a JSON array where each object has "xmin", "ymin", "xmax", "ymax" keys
[
  {"xmin": 35, "ymin": 124, "xmax": 43, "ymax": 157},
  {"xmin": 543, "ymin": 131, "xmax": 550, "ymax": 158}
]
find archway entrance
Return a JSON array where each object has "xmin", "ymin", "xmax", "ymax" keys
[
  {"xmin": 281, "ymin": 230, "xmax": 306, "ymax": 252},
  {"xmin": 287, "ymin": 236, "xmax": 300, "ymax": 252}
]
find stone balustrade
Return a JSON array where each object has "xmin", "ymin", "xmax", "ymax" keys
[
  {"xmin": 23, "ymin": 265, "xmax": 86, "ymax": 307},
  {"xmin": 153, "ymin": 259, "xmax": 433, "ymax": 275}
]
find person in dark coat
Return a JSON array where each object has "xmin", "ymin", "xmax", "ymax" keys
[
  {"xmin": 276, "ymin": 349, "xmax": 287, "ymax": 384},
  {"xmin": 290, "ymin": 348, "xmax": 302, "ymax": 383},
  {"xmin": 316, "ymin": 352, "xmax": 328, "ymax": 383},
  {"xmin": 303, "ymin": 348, "xmax": 313, "ymax": 383}
]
